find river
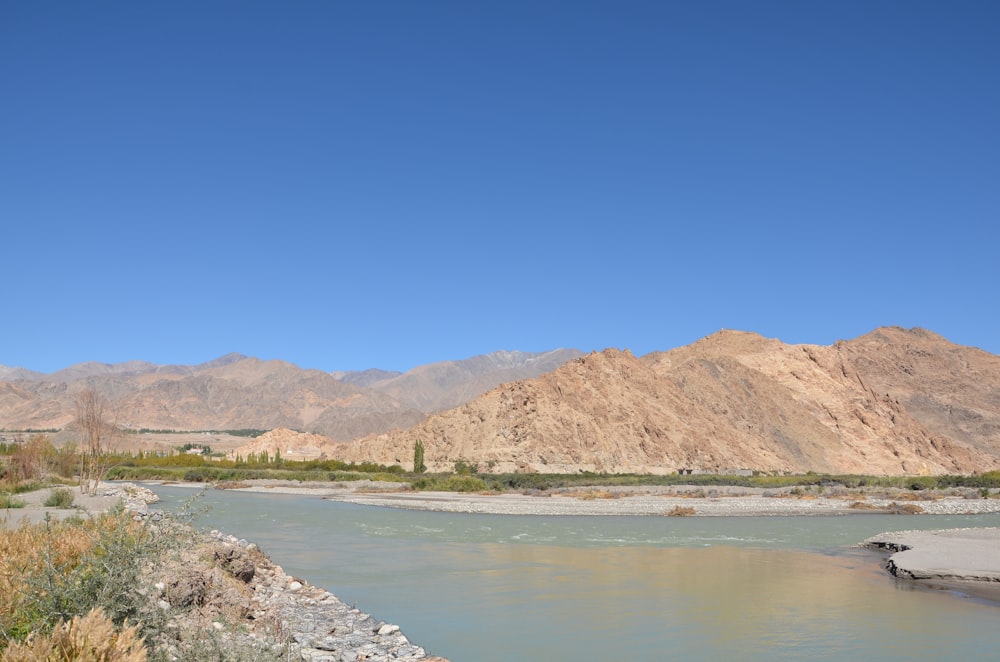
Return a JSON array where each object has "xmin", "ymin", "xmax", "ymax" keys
[{"xmin": 150, "ymin": 486, "xmax": 1000, "ymax": 661}]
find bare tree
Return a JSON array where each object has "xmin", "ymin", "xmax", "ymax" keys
[{"xmin": 75, "ymin": 387, "xmax": 120, "ymax": 496}]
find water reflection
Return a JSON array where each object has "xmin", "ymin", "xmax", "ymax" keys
[{"xmin": 421, "ymin": 542, "xmax": 996, "ymax": 660}]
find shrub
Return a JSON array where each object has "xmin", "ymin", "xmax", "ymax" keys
[
  {"xmin": 563, "ymin": 489, "xmax": 620, "ymax": 500},
  {"xmin": 10, "ymin": 480, "xmax": 43, "ymax": 495},
  {"xmin": 43, "ymin": 487, "xmax": 76, "ymax": 509},
  {"xmin": 0, "ymin": 494, "xmax": 26, "ymax": 509},
  {"xmin": 665, "ymin": 506, "xmax": 696, "ymax": 516},
  {"xmin": 15, "ymin": 506, "xmax": 162, "ymax": 630},
  {"xmin": 215, "ymin": 481, "xmax": 252, "ymax": 490},
  {"xmin": 412, "ymin": 475, "xmax": 488, "ymax": 492},
  {"xmin": 183, "ymin": 469, "xmax": 206, "ymax": 482},
  {"xmin": 908, "ymin": 477, "xmax": 937, "ymax": 491},
  {"xmin": 0, "ymin": 492, "xmax": 215, "ymax": 662},
  {"xmin": 438, "ymin": 476, "xmax": 487, "ymax": 492},
  {"xmin": 886, "ymin": 502, "xmax": 925, "ymax": 514}
]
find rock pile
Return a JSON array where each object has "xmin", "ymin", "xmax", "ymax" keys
[
  {"xmin": 98, "ymin": 482, "xmax": 162, "ymax": 518},
  {"xmin": 193, "ymin": 530, "xmax": 447, "ymax": 661}
]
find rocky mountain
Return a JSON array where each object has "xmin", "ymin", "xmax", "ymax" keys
[
  {"xmin": 338, "ymin": 328, "xmax": 1000, "ymax": 476},
  {"xmin": 358, "ymin": 349, "xmax": 584, "ymax": 412},
  {"xmin": 331, "ymin": 369, "xmax": 404, "ymax": 388},
  {"xmin": 230, "ymin": 428, "xmax": 343, "ymax": 461},
  {"xmin": 0, "ymin": 350, "xmax": 582, "ymax": 441},
  {"xmin": 0, "ymin": 366, "xmax": 45, "ymax": 381}
]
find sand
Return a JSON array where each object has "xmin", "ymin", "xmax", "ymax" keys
[{"xmin": 1, "ymin": 485, "xmax": 122, "ymax": 527}]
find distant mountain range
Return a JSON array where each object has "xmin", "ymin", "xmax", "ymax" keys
[
  {"xmin": 0, "ymin": 349, "xmax": 583, "ymax": 440},
  {"xmin": 4, "ymin": 328, "xmax": 1000, "ymax": 476}
]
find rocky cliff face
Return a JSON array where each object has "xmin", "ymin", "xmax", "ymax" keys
[{"xmin": 338, "ymin": 328, "xmax": 1000, "ymax": 476}]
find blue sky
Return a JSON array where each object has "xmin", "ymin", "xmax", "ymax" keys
[{"xmin": 2, "ymin": 1, "xmax": 997, "ymax": 374}]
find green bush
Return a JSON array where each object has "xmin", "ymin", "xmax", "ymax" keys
[
  {"xmin": 0, "ymin": 494, "xmax": 26, "ymax": 508},
  {"xmin": 42, "ymin": 488, "xmax": 75, "ymax": 508},
  {"xmin": 907, "ymin": 476, "xmax": 937, "ymax": 491},
  {"xmin": 10, "ymin": 481, "xmax": 44, "ymax": 495},
  {"xmin": 413, "ymin": 475, "xmax": 487, "ymax": 492},
  {"xmin": 441, "ymin": 476, "xmax": 487, "ymax": 492}
]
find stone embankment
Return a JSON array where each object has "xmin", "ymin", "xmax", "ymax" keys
[{"xmin": 203, "ymin": 531, "xmax": 447, "ymax": 662}]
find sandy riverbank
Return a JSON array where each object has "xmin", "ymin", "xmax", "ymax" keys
[
  {"xmin": 1, "ymin": 483, "xmax": 141, "ymax": 526},
  {"xmin": 201, "ymin": 479, "xmax": 1000, "ymax": 517},
  {"xmin": 864, "ymin": 528, "xmax": 1000, "ymax": 604}
]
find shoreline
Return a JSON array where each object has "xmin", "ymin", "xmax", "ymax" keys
[
  {"xmin": 197, "ymin": 478, "xmax": 1000, "ymax": 517},
  {"xmin": 863, "ymin": 528, "xmax": 1000, "ymax": 605}
]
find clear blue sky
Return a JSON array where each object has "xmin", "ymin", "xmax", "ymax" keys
[{"xmin": 2, "ymin": 1, "xmax": 998, "ymax": 374}]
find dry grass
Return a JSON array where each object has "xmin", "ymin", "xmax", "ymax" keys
[
  {"xmin": 213, "ymin": 481, "xmax": 251, "ymax": 490},
  {"xmin": 664, "ymin": 506, "xmax": 696, "ymax": 517},
  {"xmin": 0, "ymin": 504, "xmax": 158, "ymax": 646},
  {"xmin": 562, "ymin": 489, "xmax": 622, "ymax": 500},
  {"xmin": 0, "ymin": 518, "xmax": 98, "ymax": 631},
  {"xmin": 354, "ymin": 483, "xmax": 412, "ymax": 494},
  {"xmin": 848, "ymin": 500, "xmax": 925, "ymax": 514},
  {"xmin": 891, "ymin": 490, "xmax": 941, "ymax": 501},
  {"xmin": 1, "ymin": 608, "xmax": 146, "ymax": 662},
  {"xmin": 886, "ymin": 502, "xmax": 925, "ymax": 514}
]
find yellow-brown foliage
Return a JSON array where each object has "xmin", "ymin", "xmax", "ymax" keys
[
  {"xmin": 563, "ymin": 489, "xmax": 622, "ymax": 500},
  {"xmin": 1, "ymin": 608, "xmax": 146, "ymax": 662},
  {"xmin": 0, "ymin": 510, "xmax": 151, "ymax": 644},
  {"xmin": 0, "ymin": 520, "xmax": 93, "ymax": 625},
  {"xmin": 665, "ymin": 506, "xmax": 696, "ymax": 516}
]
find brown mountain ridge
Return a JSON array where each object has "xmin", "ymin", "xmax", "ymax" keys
[
  {"xmin": 0, "ymin": 349, "xmax": 583, "ymax": 442},
  {"xmin": 337, "ymin": 327, "xmax": 1000, "ymax": 476}
]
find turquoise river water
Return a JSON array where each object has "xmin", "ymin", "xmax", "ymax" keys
[{"xmin": 149, "ymin": 486, "xmax": 1000, "ymax": 661}]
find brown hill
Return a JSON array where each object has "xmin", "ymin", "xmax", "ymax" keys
[
  {"xmin": 230, "ymin": 428, "xmax": 342, "ymax": 461},
  {"xmin": 338, "ymin": 328, "xmax": 1000, "ymax": 476}
]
